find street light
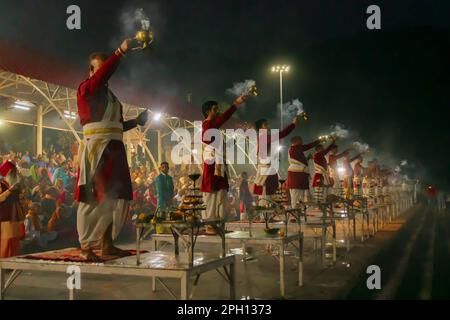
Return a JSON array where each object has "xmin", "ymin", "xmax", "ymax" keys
[
  {"xmin": 153, "ymin": 112, "xmax": 162, "ymax": 121},
  {"xmin": 271, "ymin": 65, "xmax": 290, "ymax": 129}
]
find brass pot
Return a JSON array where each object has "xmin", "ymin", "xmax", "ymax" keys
[{"xmin": 135, "ymin": 30, "xmax": 154, "ymax": 50}]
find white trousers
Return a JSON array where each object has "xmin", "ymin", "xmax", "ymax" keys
[
  {"xmin": 289, "ymin": 189, "xmax": 309, "ymax": 208},
  {"xmin": 202, "ymin": 190, "xmax": 226, "ymax": 220},
  {"xmin": 77, "ymin": 199, "xmax": 129, "ymax": 250}
]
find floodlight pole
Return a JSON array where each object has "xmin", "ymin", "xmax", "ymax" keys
[
  {"xmin": 279, "ymin": 70, "xmax": 283, "ymax": 129},
  {"xmin": 36, "ymin": 105, "xmax": 43, "ymax": 155}
]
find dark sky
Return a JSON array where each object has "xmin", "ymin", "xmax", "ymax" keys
[{"xmin": 0, "ymin": 0, "xmax": 449, "ymax": 188}]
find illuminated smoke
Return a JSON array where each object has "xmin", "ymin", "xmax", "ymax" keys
[
  {"xmin": 353, "ymin": 141, "xmax": 369, "ymax": 152},
  {"xmin": 282, "ymin": 99, "xmax": 304, "ymax": 116},
  {"xmin": 226, "ymin": 79, "xmax": 256, "ymax": 96},
  {"xmin": 113, "ymin": 4, "xmax": 161, "ymax": 47},
  {"xmin": 330, "ymin": 124, "xmax": 349, "ymax": 138},
  {"xmin": 136, "ymin": 8, "xmax": 151, "ymax": 30}
]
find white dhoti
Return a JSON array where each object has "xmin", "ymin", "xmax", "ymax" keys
[
  {"xmin": 202, "ymin": 190, "xmax": 226, "ymax": 220},
  {"xmin": 289, "ymin": 189, "xmax": 309, "ymax": 208},
  {"xmin": 77, "ymin": 199, "xmax": 129, "ymax": 249}
]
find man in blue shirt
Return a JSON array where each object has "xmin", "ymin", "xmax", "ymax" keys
[
  {"xmin": 52, "ymin": 161, "xmax": 70, "ymax": 188},
  {"xmin": 155, "ymin": 162, "xmax": 174, "ymax": 213},
  {"xmin": 22, "ymin": 151, "xmax": 31, "ymax": 164}
]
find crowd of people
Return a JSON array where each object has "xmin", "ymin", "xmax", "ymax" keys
[{"xmin": 0, "ymin": 143, "xmax": 206, "ymax": 256}]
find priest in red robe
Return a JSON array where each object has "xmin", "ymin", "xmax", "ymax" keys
[
  {"xmin": 200, "ymin": 96, "xmax": 246, "ymax": 233},
  {"xmin": 75, "ymin": 39, "xmax": 148, "ymax": 261},
  {"xmin": 253, "ymin": 117, "xmax": 298, "ymax": 203},
  {"xmin": 286, "ymin": 136, "xmax": 320, "ymax": 208},
  {"xmin": 352, "ymin": 155, "xmax": 365, "ymax": 196},
  {"xmin": 341, "ymin": 151, "xmax": 365, "ymax": 198},
  {"xmin": 312, "ymin": 138, "xmax": 337, "ymax": 201},
  {"xmin": 327, "ymin": 145, "xmax": 350, "ymax": 195}
]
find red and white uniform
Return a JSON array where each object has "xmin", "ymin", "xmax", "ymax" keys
[
  {"xmin": 253, "ymin": 124, "xmax": 295, "ymax": 196},
  {"xmin": 286, "ymin": 140, "xmax": 320, "ymax": 207},
  {"xmin": 287, "ymin": 140, "xmax": 320, "ymax": 190},
  {"xmin": 353, "ymin": 161, "xmax": 364, "ymax": 195},
  {"xmin": 75, "ymin": 52, "xmax": 131, "ymax": 250},
  {"xmin": 312, "ymin": 142, "xmax": 335, "ymax": 188},
  {"xmin": 200, "ymin": 104, "xmax": 237, "ymax": 219},
  {"xmin": 341, "ymin": 153, "xmax": 361, "ymax": 197}
]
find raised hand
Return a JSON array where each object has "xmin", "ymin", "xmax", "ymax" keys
[
  {"xmin": 233, "ymin": 94, "xmax": 247, "ymax": 106},
  {"xmin": 119, "ymin": 38, "xmax": 134, "ymax": 54}
]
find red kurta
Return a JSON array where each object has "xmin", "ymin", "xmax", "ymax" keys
[
  {"xmin": 74, "ymin": 53, "xmax": 132, "ymax": 203},
  {"xmin": 312, "ymin": 141, "xmax": 335, "ymax": 187},
  {"xmin": 200, "ymin": 104, "xmax": 237, "ymax": 193},
  {"xmin": 0, "ymin": 180, "xmax": 22, "ymax": 258},
  {"xmin": 286, "ymin": 139, "xmax": 320, "ymax": 190},
  {"xmin": 253, "ymin": 123, "xmax": 296, "ymax": 195}
]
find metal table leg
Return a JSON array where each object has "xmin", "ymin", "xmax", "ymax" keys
[
  {"xmin": 0, "ymin": 267, "xmax": 4, "ymax": 300},
  {"xmin": 136, "ymin": 225, "xmax": 141, "ymax": 265},
  {"xmin": 279, "ymin": 242, "xmax": 286, "ymax": 299},
  {"xmin": 298, "ymin": 234, "xmax": 303, "ymax": 287},
  {"xmin": 321, "ymin": 223, "xmax": 326, "ymax": 267},
  {"xmin": 332, "ymin": 221, "xmax": 337, "ymax": 263},
  {"xmin": 180, "ymin": 273, "xmax": 189, "ymax": 300},
  {"xmin": 152, "ymin": 276, "xmax": 156, "ymax": 292},
  {"xmin": 229, "ymin": 260, "xmax": 236, "ymax": 300}
]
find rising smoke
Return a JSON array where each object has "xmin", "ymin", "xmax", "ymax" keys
[
  {"xmin": 330, "ymin": 124, "xmax": 350, "ymax": 138},
  {"xmin": 226, "ymin": 79, "xmax": 256, "ymax": 96},
  {"xmin": 282, "ymin": 99, "xmax": 304, "ymax": 117},
  {"xmin": 353, "ymin": 141, "xmax": 370, "ymax": 152}
]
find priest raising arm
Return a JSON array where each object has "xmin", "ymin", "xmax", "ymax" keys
[
  {"xmin": 75, "ymin": 38, "xmax": 148, "ymax": 262},
  {"xmin": 200, "ymin": 95, "xmax": 246, "ymax": 234}
]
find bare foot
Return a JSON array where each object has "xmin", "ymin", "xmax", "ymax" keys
[
  {"xmin": 101, "ymin": 245, "xmax": 129, "ymax": 257},
  {"xmin": 80, "ymin": 249, "xmax": 103, "ymax": 262}
]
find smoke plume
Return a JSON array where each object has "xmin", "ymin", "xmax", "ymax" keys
[
  {"xmin": 353, "ymin": 141, "xmax": 370, "ymax": 152},
  {"xmin": 282, "ymin": 99, "xmax": 304, "ymax": 117},
  {"xmin": 330, "ymin": 124, "xmax": 349, "ymax": 138},
  {"xmin": 226, "ymin": 79, "xmax": 256, "ymax": 96}
]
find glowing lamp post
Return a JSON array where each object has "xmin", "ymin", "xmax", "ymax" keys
[{"xmin": 271, "ymin": 65, "xmax": 290, "ymax": 129}]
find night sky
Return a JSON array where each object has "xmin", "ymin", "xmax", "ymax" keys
[{"xmin": 0, "ymin": 0, "xmax": 449, "ymax": 188}]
